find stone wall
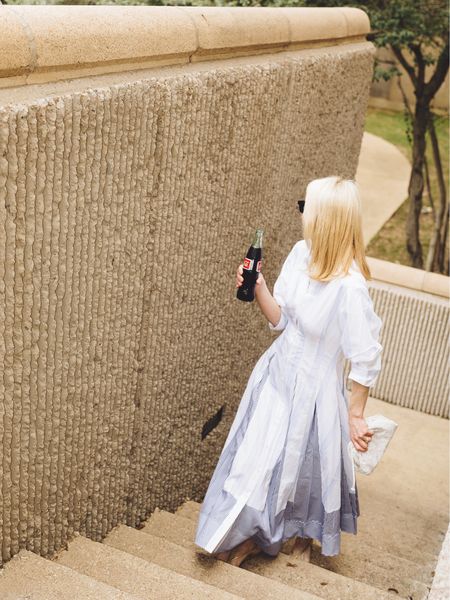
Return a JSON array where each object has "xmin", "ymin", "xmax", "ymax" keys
[{"xmin": 0, "ymin": 6, "xmax": 375, "ymax": 563}]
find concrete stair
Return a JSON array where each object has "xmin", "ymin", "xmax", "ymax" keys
[
  {"xmin": 54, "ymin": 533, "xmax": 241, "ymax": 599},
  {"xmin": 145, "ymin": 503, "xmax": 432, "ymax": 599},
  {"xmin": 0, "ymin": 549, "xmax": 137, "ymax": 600},
  {"xmin": 0, "ymin": 499, "xmax": 439, "ymax": 599},
  {"xmin": 105, "ymin": 523, "xmax": 318, "ymax": 600}
]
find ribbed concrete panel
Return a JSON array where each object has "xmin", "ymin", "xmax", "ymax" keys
[
  {"xmin": 0, "ymin": 43, "xmax": 376, "ymax": 563},
  {"xmin": 343, "ymin": 281, "xmax": 449, "ymax": 418},
  {"xmin": 367, "ymin": 282, "xmax": 449, "ymax": 418}
]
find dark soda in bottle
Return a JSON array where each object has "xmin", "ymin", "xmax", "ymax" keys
[{"xmin": 236, "ymin": 228, "xmax": 264, "ymax": 302}]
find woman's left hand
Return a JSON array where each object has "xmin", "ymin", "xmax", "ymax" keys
[{"xmin": 349, "ymin": 415, "xmax": 373, "ymax": 452}]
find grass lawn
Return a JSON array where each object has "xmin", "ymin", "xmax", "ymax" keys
[{"xmin": 363, "ymin": 106, "xmax": 449, "ymax": 272}]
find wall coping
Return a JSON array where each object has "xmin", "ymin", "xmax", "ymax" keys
[
  {"xmin": 0, "ymin": 5, "xmax": 370, "ymax": 88},
  {"xmin": 367, "ymin": 256, "xmax": 449, "ymax": 299}
]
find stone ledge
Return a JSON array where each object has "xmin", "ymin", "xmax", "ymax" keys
[
  {"xmin": 0, "ymin": 5, "xmax": 370, "ymax": 87},
  {"xmin": 367, "ymin": 256, "xmax": 449, "ymax": 298}
]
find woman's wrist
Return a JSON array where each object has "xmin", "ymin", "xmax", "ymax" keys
[
  {"xmin": 349, "ymin": 410, "xmax": 364, "ymax": 419},
  {"xmin": 255, "ymin": 276, "xmax": 267, "ymax": 295},
  {"xmin": 348, "ymin": 382, "xmax": 369, "ymax": 419}
]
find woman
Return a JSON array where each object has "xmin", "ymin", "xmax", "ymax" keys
[{"xmin": 194, "ymin": 175, "xmax": 383, "ymax": 567}]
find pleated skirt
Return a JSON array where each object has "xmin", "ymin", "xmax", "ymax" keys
[{"xmin": 197, "ymin": 399, "xmax": 360, "ymax": 557}]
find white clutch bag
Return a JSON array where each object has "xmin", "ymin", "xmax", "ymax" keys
[{"xmin": 347, "ymin": 414, "xmax": 398, "ymax": 477}]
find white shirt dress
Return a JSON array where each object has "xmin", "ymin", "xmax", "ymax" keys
[{"xmin": 195, "ymin": 239, "xmax": 383, "ymax": 557}]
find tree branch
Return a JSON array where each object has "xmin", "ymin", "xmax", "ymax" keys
[
  {"xmin": 410, "ymin": 43, "xmax": 426, "ymax": 90},
  {"xmin": 390, "ymin": 45, "xmax": 417, "ymax": 88},
  {"xmin": 425, "ymin": 42, "xmax": 449, "ymax": 101},
  {"xmin": 395, "ymin": 71, "xmax": 414, "ymax": 118}
]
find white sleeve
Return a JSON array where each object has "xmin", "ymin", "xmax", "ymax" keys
[
  {"xmin": 268, "ymin": 242, "xmax": 299, "ymax": 332},
  {"xmin": 338, "ymin": 282, "xmax": 383, "ymax": 387}
]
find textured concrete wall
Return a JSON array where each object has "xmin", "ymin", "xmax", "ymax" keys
[{"xmin": 0, "ymin": 7, "xmax": 377, "ymax": 564}]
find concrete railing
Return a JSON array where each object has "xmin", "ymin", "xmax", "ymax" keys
[
  {"xmin": 367, "ymin": 255, "xmax": 449, "ymax": 298},
  {"xmin": 0, "ymin": 5, "xmax": 378, "ymax": 565},
  {"xmin": 0, "ymin": 5, "xmax": 369, "ymax": 87}
]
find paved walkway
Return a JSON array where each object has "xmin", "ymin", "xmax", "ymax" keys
[
  {"xmin": 355, "ymin": 131, "xmax": 411, "ymax": 245},
  {"xmin": 360, "ymin": 396, "xmax": 448, "ymax": 557}
]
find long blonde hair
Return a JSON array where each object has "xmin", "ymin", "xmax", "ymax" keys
[{"xmin": 302, "ymin": 175, "xmax": 372, "ymax": 282}]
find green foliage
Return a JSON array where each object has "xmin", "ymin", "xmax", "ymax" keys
[
  {"xmin": 365, "ymin": 108, "xmax": 449, "ymax": 268},
  {"xmin": 297, "ymin": 1, "xmax": 449, "ymax": 85}
]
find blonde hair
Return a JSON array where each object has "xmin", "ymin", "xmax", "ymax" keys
[{"xmin": 302, "ymin": 175, "xmax": 372, "ymax": 282}]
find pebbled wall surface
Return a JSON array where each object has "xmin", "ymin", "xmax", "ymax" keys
[{"xmin": 0, "ymin": 42, "xmax": 376, "ymax": 562}]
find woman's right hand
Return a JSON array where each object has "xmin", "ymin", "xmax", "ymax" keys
[
  {"xmin": 236, "ymin": 264, "xmax": 244, "ymax": 288},
  {"xmin": 236, "ymin": 264, "xmax": 266, "ymax": 289}
]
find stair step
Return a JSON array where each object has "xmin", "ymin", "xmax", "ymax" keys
[
  {"xmin": 357, "ymin": 491, "xmax": 446, "ymax": 557},
  {"xmin": 105, "ymin": 524, "xmax": 320, "ymax": 600},
  {"xmin": 176, "ymin": 499, "xmax": 437, "ymax": 570},
  {"xmin": 0, "ymin": 549, "xmax": 137, "ymax": 600},
  {"xmin": 147, "ymin": 506, "xmax": 430, "ymax": 600},
  {"xmin": 308, "ymin": 545, "xmax": 430, "ymax": 600},
  {"xmin": 54, "ymin": 532, "xmax": 241, "ymax": 600}
]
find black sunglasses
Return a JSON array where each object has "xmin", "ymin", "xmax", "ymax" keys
[{"xmin": 298, "ymin": 199, "xmax": 305, "ymax": 214}]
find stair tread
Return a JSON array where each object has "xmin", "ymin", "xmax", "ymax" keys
[
  {"xmin": 355, "ymin": 492, "xmax": 445, "ymax": 555},
  {"xmin": 54, "ymin": 533, "xmax": 242, "ymax": 600},
  {"xmin": 0, "ymin": 549, "xmax": 137, "ymax": 600},
  {"xmin": 148, "ymin": 506, "xmax": 430, "ymax": 600},
  {"xmin": 105, "ymin": 523, "xmax": 321, "ymax": 600}
]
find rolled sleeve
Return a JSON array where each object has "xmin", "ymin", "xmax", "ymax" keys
[
  {"xmin": 268, "ymin": 307, "xmax": 288, "ymax": 331},
  {"xmin": 339, "ymin": 282, "xmax": 383, "ymax": 388}
]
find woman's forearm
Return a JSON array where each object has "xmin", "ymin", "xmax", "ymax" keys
[
  {"xmin": 348, "ymin": 380, "xmax": 373, "ymax": 451},
  {"xmin": 348, "ymin": 380, "xmax": 369, "ymax": 417},
  {"xmin": 254, "ymin": 278, "xmax": 282, "ymax": 328}
]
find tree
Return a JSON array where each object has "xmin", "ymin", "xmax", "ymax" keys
[
  {"xmin": 369, "ymin": 0, "xmax": 448, "ymax": 272},
  {"xmin": 298, "ymin": 0, "xmax": 449, "ymax": 272}
]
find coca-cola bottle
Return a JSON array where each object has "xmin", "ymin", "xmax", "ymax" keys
[{"xmin": 236, "ymin": 228, "xmax": 264, "ymax": 302}]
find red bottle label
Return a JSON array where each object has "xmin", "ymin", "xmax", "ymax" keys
[
  {"xmin": 256, "ymin": 260, "xmax": 262, "ymax": 272},
  {"xmin": 243, "ymin": 257, "xmax": 254, "ymax": 270}
]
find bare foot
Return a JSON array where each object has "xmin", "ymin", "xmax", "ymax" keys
[
  {"xmin": 295, "ymin": 537, "xmax": 312, "ymax": 562},
  {"xmin": 228, "ymin": 538, "xmax": 261, "ymax": 567},
  {"xmin": 214, "ymin": 550, "xmax": 231, "ymax": 562}
]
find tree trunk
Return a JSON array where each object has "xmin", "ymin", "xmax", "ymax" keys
[
  {"xmin": 424, "ymin": 154, "xmax": 437, "ymax": 272},
  {"xmin": 438, "ymin": 201, "xmax": 449, "ymax": 274},
  {"xmin": 426, "ymin": 114, "xmax": 448, "ymax": 273},
  {"xmin": 406, "ymin": 99, "xmax": 429, "ymax": 268}
]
